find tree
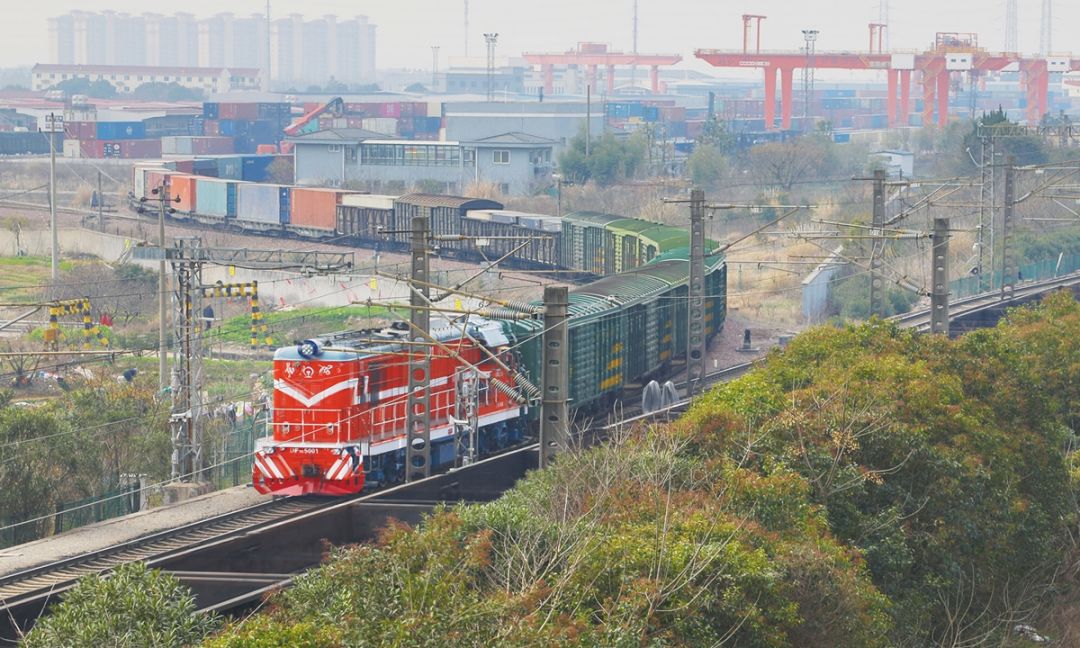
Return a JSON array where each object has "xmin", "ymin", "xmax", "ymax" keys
[
  {"xmin": 965, "ymin": 107, "xmax": 1049, "ymax": 167},
  {"xmin": 131, "ymin": 82, "xmax": 204, "ymax": 102},
  {"xmin": 404, "ymin": 82, "xmax": 428, "ymax": 93},
  {"xmin": 747, "ymin": 135, "xmax": 833, "ymax": 191},
  {"xmin": 558, "ymin": 128, "xmax": 646, "ymax": 186},
  {"xmin": 266, "ymin": 157, "xmax": 294, "ymax": 184},
  {"xmin": 21, "ymin": 563, "xmax": 219, "ymax": 648},
  {"xmin": 50, "ymin": 78, "xmax": 116, "ymax": 99},
  {"xmin": 687, "ymin": 143, "xmax": 729, "ymax": 188}
]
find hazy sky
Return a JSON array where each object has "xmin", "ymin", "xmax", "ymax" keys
[{"xmin": 13, "ymin": 1, "xmax": 1079, "ymax": 72}]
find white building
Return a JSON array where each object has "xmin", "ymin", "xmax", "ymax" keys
[{"xmin": 31, "ymin": 64, "xmax": 261, "ymax": 95}]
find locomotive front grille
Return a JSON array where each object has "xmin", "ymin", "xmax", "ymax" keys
[{"xmin": 301, "ymin": 464, "xmax": 321, "ymax": 477}]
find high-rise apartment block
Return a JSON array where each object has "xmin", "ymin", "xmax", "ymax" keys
[{"xmin": 47, "ymin": 11, "xmax": 376, "ymax": 87}]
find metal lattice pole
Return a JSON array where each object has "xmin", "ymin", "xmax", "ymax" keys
[
  {"xmin": 977, "ymin": 136, "xmax": 992, "ymax": 291},
  {"xmin": 454, "ymin": 368, "xmax": 480, "ymax": 467},
  {"xmin": 686, "ymin": 188, "xmax": 707, "ymax": 397},
  {"xmin": 406, "ymin": 215, "xmax": 432, "ymax": 481},
  {"xmin": 170, "ymin": 238, "xmax": 204, "ymax": 481}
]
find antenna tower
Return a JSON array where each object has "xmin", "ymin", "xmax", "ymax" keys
[
  {"xmin": 1040, "ymin": 0, "xmax": 1052, "ymax": 55},
  {"xmin": 877, "ymin": 0, "xmax": 889, "ymax": 49},
  {"xmin": 1004, "ymin": 0, "xmax": 1018, "ymax": 52},
  {"xmin": 464, "ymin": 0, "xmax": 469, "ymax": 58}
]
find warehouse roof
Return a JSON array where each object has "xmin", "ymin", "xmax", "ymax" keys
[
  {"xmin": 467, "ymin": 131, "xmax": 557, "ymax": 146},
  {"xmin": 287, "ymin": 128, "xmax": 394, "ymax": 143}
]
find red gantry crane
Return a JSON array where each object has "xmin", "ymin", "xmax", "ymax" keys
[
  {"xmin": 523, "ymin": 42, "xmax": 682, "ymax": 95},
  {"xmin": 696, "ymin": 18, "xmax": 1079, "ymax": 130}
]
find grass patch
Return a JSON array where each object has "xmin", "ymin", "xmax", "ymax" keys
[
  {"xmin": 0, "ymin": 256, "xmax": 79, "ymax": 303},
  {"xmin": 213, "ymin": 304, "xmax": 399, "ymax": 346}
]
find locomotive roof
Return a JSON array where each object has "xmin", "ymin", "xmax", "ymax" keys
[{"xmin": 273, "ymin": 316, "xmax": 512, "ymax": 362}]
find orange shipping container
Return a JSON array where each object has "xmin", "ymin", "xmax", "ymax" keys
[
  {"xmin": 170, "ymin": 174, "xmax": 198, "ymax": 213},
  {"xmin": 290, "ymin": 188, "xmax": 348, "ymax": 231}
]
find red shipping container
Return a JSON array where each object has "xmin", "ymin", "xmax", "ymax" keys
[
  {"xmin": 192, "ymin": 136, "xmax": 234, "ymax": 155},
  {"xmin": 256, "ymin": 144, "xmax": 279, "ymax": 154},
  {"xmin": 412, "ymin": 102, "xmax": 427, "ymax": 118},
  {"xmin": 172, "ymin": 159, "xmax": 196, "ymax": 173},
  {"xmin": 80, "ymin": 140, "xmax": 104, "ymax": 158},
  {"xmin": 379, "ymin": 102, "xmax": 401, "ymax": 118},
  {"xmin": 123, "ymin": 139, "xmax": 162, "ymax": 158},
  {"xmin": 290, "ymin": 188, "xmax": 349, "ymax": 231},
  {"xmin": 204, "ymin": 120, "xmax": 220, "ymax": 136},
  {"xmin": 218, "ymin": 103, "xmax": 257, "ymax": 119},
  {"xmin": 169, "ymin": 174, "xmax": 198, "ymax": 212},
  {"xmin": 145, "ymin": 170, "xmax": 172, "ymax": 197}
]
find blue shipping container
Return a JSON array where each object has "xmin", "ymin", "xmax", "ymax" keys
[
  {"xmin": 278, "ymin": 186, "xmax": 291, "ymax": 224},
  {"xmin": 95, "ymin": 122, "xmax": 146, "ymax": 140},
  {"xmin": 241, "ymin": 155, "xmax": 274, "ymax": 182},
  {"xmin": 203, "ymin": 103, "xmax": 219, "ymax": 119},
  {"xmin": 215, "ymin": 156, "xmax": 244, "ymax": 180},
  {"xmin": 195, "ymin": 178, "xmax": 237, "ymax": 217}
]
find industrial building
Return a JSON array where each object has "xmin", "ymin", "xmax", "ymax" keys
[
  {"xmin": 287, "ymin": 128, "xmax": 554, "ymax": 195},
  {"xmin": 31, "ymin": 64, "xmax": 261, "ymax": 95}
]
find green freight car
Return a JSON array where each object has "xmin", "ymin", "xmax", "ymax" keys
[
  {"xmin": 561, "ymin": 211, "xmax": 719, "ymax": 276},
  {"xmin": 503, "ymin": 248, "xmax": 726, "ymax": 410}
]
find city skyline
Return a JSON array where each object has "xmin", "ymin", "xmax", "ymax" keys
[
  {"xmin": 14, "ymin": 0, "xmax": 1080, "ymax": 76},
  {"xmin": 48, "ymin": 10, "xmax": 375, "ymax": 86}
]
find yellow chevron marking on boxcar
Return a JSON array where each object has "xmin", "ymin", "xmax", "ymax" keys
[
  {"xmin": 600, "ymin": 374, "xmax": 623, "ymax": 390},
  {"xmin": 659, "ymin": 351, "xmax": 671, "ymax": 361},
  {"xmin": 607, "ymin": 358, "xmax": 622, "ymax": 370},
  {"xmin": 612, "ymin": 342, "xmax": 623, "ymax": 353},
  {"xmin": 662, "ymin": 334, "xmax": 672, "ymax": 344}
]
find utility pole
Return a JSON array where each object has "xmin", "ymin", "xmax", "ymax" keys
[
  {"xmin": 686, "ymin": 188, "xmax": 707, "ymax": 397},
  {"xmin": 869, "ymin": 168, "xmax": 886, "ymax": 317},
  {"xmin": 1001, "ymin": 155, "xmax": 1016, "ymax": 299},
  {"xmin": 977, "ymin": 135, "xmax": 993, "ymax": 291},
  {"xmin": 585, "ymin": 84, "xmax": 591, "ymax": 157},
  {"xmin": 930, "ymin": 217, "xmax": 950, "ymax": 335},
  {"xmin": 539, "ymin": 284, "xmax": 569, "ymax": 469},
  {"xmin": 97, "ymin": 170, "xmax": 104, "ymax": 233},
  {"xmin": 158, "ymin": 185, "xmax": 172, "ymax": 391},
  {"xmin": 802, "ymin": 30, "xmax": 819, "ymax": 127},
  {"xmin": 46, "ymin": 112, "xmax": 59, "ymax": 281},
  {"xmin": 431, "ymin": 46, "xmax": 440, "ymax": 90},
  {"xmin": 406, "ymin": 215, "xmax": 432, "ymax": 481},
  {"xmin": 484, "ymin": 33, "xmax": 498, "ymax": 102}
]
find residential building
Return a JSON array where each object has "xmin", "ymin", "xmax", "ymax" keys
[
  {"xmin": 46, "ymin": 11, "xmax": 375, "ymax": 88},
  {"xmin": 288, "ymin": 128, "xmax": 554, "ymax": 195},
  {"xmin": 31, "ymin": 64, "xmax": 261, "ymax": 95}
]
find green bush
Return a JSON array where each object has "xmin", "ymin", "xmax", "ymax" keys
[{"xmin": 22, "ymin": 563, "xmax": 218, "ymax": 648}]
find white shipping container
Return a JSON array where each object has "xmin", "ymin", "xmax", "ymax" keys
[
  {"xmin": 465, "ymin": 209, "xmax": 493, "ymax": 222},
  {"xmin": 236, "ymin": 183, "xmax": 283, "ymax": 225},
  {"xmin": 63, "ymin": 139, "xmax": 81, "ymax": 158},
  {"xmin": 342, "ymin": 193, "xmax": 397, "ymax": 210},
  {"xmin": 161, "ymin": 136, "xmax": 193, "ymax": 156},
  {"xmin": 365, "ymin": 118, "xmax": 399, "ymax": 136},
  {"xmin": 133, "ymin": 164, "xmax": 167, "ymax": 199}
]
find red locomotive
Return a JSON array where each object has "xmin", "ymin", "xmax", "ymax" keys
[{"xmin": 253, "ymin": 319, "xmax": 524, "ymax": 496}]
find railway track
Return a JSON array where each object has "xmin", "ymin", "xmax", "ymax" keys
[{"xmin": 0, "ymin": 496, "xmax": 326, "ymax": 603}]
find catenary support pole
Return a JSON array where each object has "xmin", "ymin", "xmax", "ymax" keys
[
  {"xmin": 1001, "ymin": 155, "xmax": 1016, "ymax": 299},
  {"xmin": 686, "ymin": 188, "xmax": 707, "ymax": 397},
  {"xmin": 869, "ymin": 168, "xmax": 886, "ymax": 317},
  {"xmin": 540, "ymin": 284, "xmax": 569, "ymax": 469},
  {"xmin": 930, "ymin": 217, "xmax": 950, "ymax": 335},
  {"xmin": 406, "ymin": 215, "xmax": 432, "ymax": 481}
]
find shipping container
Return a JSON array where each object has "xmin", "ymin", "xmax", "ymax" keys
[
  {"xmin": 169, "ymin": 174, "xmax": 198, "ymax": 213},
  {"xmin": 278, "ymin": 186, "xmax": 291, "ymax": 224},
  {"xmin": 218, "ymin": 102, "xmax": 259, "ymax": 120},
  {"xmin": 365, "ymin": 118, "xmax": 398, "ymax": 136},
  {"xmin": 62, "ymin": 139, "xmax": 81, "ymax": 158},
  {"xmin": 195, "ymin": 178, "xmax": 238, "ymax": 218},
  {"xmin": 290, "ymin": 188, "xmax": 349, "ymax": 232},
  {"xmin": 192, "ymin": 136, "xmax": 234, "ymax": 156},
  {"xmin": 203, "ymin": 102, "xmax": 220, "ymax": 119},
  {"xmin": 171, "ymin": 159, "xmax": 196, "ymax": 174},
  {"xmin": 237, "ymin": 182, "xmax": 286, "ymax": 225},
  {"xmin": 80, "ymin": 140, "xmax": 104, "ymax": 158},
  {"xmin": 204, "ymin": 120, "xmax": 220, "ymax": 136},
  {"xmin": 214, "ymin": 156, "xmax": 244, "ymax": 180},
  {"xmin": 241, "ymin": 155, "xmax": 274, "ymax": 182},
  {"xmin": 143, "ymin": 169, "xmax": 172, "ymax": 199},
  {"xmin": 95, "ymin": 121, "xmax": 146, "ymax": 140},
  {"xmin": 119, "ymin": 139, "xmax": 162, "ymax": 158}
]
